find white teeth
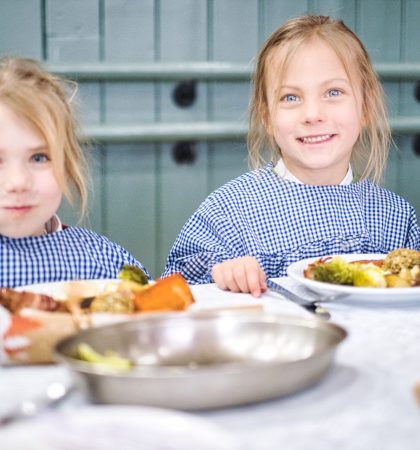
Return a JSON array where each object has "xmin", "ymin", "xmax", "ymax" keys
[{"xmin": 301, "ymin": 134, "xmax": 332, "ymax": 143}]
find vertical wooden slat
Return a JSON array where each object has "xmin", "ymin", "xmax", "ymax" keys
[
  {"xmin": 395, "ymin": 0, "xmax": 420, "ymax": 216},
  {"xmin": 102, "ymin": 0, "xmax": 158, "ymax": 275},
  {"xmin": 104, "ymin": 144, "xmax": 157, "ymax": 272},
  {"xmin": 310, "ymin": 0, "xmax": 356, "ymax": 25},
  {"xmin": 0, "ymin": 0, "xmax": 43, "ymax": 59},
  {"xmin": 261, "ymin": 0, "xmax": 309, "ymax": 39},
  {"xmin": 156, "ymin": 0, "xmax": 209, "ymax": 276},
  {"xmin": 46, "ymin": 0, "xmax": 104, "ymax": 231},
  {"xmin": 45, "ymin": 0, "xmax": 100, "ymax": 61},
  {"xmin": 208, "ymin": 0, "xmax": 257, "ymax": 199},
  {"xmin": 356, "ymin": 0, "xmax": 403, "ymax": 203}
]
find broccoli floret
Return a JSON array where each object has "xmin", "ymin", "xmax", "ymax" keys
[
  {"xmin": 118, "ymin": 264, "xmax": 148, "ymax": 285},
  {"xmin": 312, "ymin": 257, "xmax": 356, "ymax": 285},
  {"xmin": 353, "ymin": 265, "xmax": 387, "ymax": 288}
]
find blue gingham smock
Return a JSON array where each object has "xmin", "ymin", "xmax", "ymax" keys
[
  {"xmin": 0, "ymin": 226, "xmax": 150, "ymax": 288},
  {"xmin": 162, "ymin": 164, "xmax": 420, "ymax": 284}
]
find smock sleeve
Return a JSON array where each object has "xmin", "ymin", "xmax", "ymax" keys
[
  {"xmin": 405, "ymin": 207, "xmax": 420, "ymax": 250},
  {"xmin": 161, "ymin": 196, "xmax": 251, "ymax": 284}
]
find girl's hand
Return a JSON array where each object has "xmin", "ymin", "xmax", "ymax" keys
[{"xmin": 211, "ymin": 256, "xmax": 267, "ymax": 297}]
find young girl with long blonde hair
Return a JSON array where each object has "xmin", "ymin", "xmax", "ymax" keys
[
  {"xmin": 163, "ymin": 15, "xmax": 420, "ymax": 296},
  {"xmin": 0, "ymin": 56, "xmax": 149, "ymax": 287}
]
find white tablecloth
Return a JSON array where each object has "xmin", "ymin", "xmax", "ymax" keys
[{"xmin": 1, "ymin": 279, "xmax": 420, "ymax": 450}]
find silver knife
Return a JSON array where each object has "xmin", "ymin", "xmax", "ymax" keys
[
  {"xmin": 266, "ymin": 279, "xmax": 331, "ymax": 320},
  {"xmin": 0, "ymin": 381, "xmax": 74, "ymax": 427}
]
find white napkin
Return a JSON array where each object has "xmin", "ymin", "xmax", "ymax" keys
[{"xmin": 189, "ymin": 279, "xmax": 312, "ymax": 317}]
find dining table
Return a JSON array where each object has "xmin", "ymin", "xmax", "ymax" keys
[{"xmin": 1, "ymin": 276, "xmax": 419, "ymax": 450}]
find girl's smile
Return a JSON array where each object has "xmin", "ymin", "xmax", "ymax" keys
[{"xmin": 297, "ymin": 134, "xmax": 336, "ymax": 144}]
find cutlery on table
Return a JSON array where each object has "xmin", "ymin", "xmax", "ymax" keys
[
  {"xmin": 266, "ymin": 279, "xmax": 331, "ymax": 320},
  {"xmin": 0, "ymin": 381, "xmax": 74, "ymax": 427}
]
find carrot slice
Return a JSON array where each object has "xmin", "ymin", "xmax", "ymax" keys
[{"xmin": 133, "ymin": 273, "xmax": 194, "ymax": 312}]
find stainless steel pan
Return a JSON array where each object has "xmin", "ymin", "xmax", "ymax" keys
[{"xmin": 54, "ymin": 311, "xmax": 346, "ymax": 410}]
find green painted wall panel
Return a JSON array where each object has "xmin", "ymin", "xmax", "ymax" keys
[
  {"xmin": 104, "ymin": 144, "xmax": 157, "ymax": 274},
  {"xmin": 104, "ymin": 0, "xmax": 155, "ymax": 62},
  {"xmin": 158, "ymin": 142, "xmax": 209, "ymax": 275},
  {"xmin": 0, "ymin": 0, "xmax": 43, "ymax": 59},
  {"xmin": 1, "ymin": 0, "xmax": 419, "ymax": 278}
]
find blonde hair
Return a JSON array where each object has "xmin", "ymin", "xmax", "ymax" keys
[
  {"xmin": 248, "ymin": 15, "xmax": 390, "ymax": 183},
  {"xmin": 0, "ymin": 56, "xmax": 89, "ymax": 217}
]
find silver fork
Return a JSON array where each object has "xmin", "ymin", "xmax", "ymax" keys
[
  {"xmin": 266, "ymin": 279, "xmax": 334, "ymax": 320},
  {"xmin": 0, "ymin": 381, "xmax": 75, "ymax": 427},
  {"xmin": 300, "ymin": 286, "xmax": 350, "ymax": 303}
]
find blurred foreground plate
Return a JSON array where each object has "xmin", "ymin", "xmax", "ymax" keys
[
  {"xmin": 287, "ymin": 254, "xmax": 420, "ymax": 302},
  {"xmin": 3, "ymin": 280, "xmax": 154, "ymax": 364},
  {"xmin": 0, "ymin": 405, "xmax": 240, "ymax": 450}
]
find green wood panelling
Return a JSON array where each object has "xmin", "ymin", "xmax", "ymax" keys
[
  {"xmin": 1, "ymin": 0, "xmax": 419, "ymax": 278},
  {"xmin": 0, "ymin": 0, "xmax": 43, "ymax": 59}
]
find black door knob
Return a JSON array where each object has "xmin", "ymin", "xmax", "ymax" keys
[
  {"xmin": 172, "ymin": 141, "xmax": 196, "ymax": 164},
  {"xmin": 414, "ymin": 82, "xmax": 420, "ymax": 102},
  {"xmin": 173, "ymin": 81, "xmax": 197, "ymax": 107},
  {"xmin": 412, "ymin": 135, "xmax": 420, "ymax": 156}
]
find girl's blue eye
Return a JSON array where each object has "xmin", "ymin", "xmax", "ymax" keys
[
  {"xmin": 31, "ymin": 153, "xmax": 50, "ymax": 163},
  {"xmin": 328, "ymin": 89, "xmax": 342, "ymax": 97},
  {"xmin": 282, "ymin": 94, "xmax": 298, "ymax": 102}
]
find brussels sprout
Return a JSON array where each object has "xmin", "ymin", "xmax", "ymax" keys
[{"xmin": 118, "ymin": 264, "xmax": 148, "ymax": 285}]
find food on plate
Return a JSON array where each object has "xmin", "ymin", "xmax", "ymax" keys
[
  {"xmin": 90, "ymin": 291, "xmax": 135, "ymax": 313},
  {"xmin": 87, "ymin": 280, "xmax": 149, "ymax": 314},
  {"xmin": 0, "ymin": 288, "xmax": 66, "ymax": 313},
  {"xmin": 382, "ymin": 248, "xmax": 420, "ymax": 272},
  {"xmin": 133, "ymin": 273, "xmax": 195, "ymax": 311},
  {"xmin": 304, "ymin": 249, "xmax": 420, "ymax": 288},
  {"xmin": 77, "ymin": 343, "xmax": 133, "ymax": 371},
  {"xmin": 0, "ymin": 273, "xmax": 194, "ymax": 365},
  {"xmin": 0, "ymin": 273, "xmax": 194, "ymax": 317},
  {"xmin": 352, "ymin": 265, "xmax": 387, "ymax": 288},
  {"xmin": 305, "ymin": 257, "xmax": 355, "ymax": 285}
]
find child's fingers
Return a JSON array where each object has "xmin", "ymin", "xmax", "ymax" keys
[
  {"xmin": 244, "ymin": 259, "xmax": 266, "ymax": 297},
  {"xmin": 259, "ymin": 268, "xmax": 267, "ymax": 293},
  {"xmin": 232, "ymin": 263, "xmax": 251, "ymax": 293},
  {"xmin": 212, "ymin": 257, "xmax": 265, "ymax": 297},
  {"xmin": 212, "ymin": 262, "xmax": 240, "ymax": 292}
]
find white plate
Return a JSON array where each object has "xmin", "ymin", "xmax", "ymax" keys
[
  {"xmin": 15, "ymin": 279, "xmax": 120, "ymax": 298},
  {"xmin": 14, "ymin": 279, "xmax": 155, "ymax": 327},
  {"xmin": 0, "ymin": 404, "xmax": 240, "ymax": 450},
  {"xmin": 287, "ymin": 254, "xmax": 420, "ymax": 302}
]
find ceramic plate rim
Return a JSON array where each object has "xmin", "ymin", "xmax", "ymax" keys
[
  {"xmin": 15, "ymin": 278, "xmax": 120, "ymax": 295},
  {"xmin": 287, "ymin": 253, "xmax": 420, "ymax": 301}
]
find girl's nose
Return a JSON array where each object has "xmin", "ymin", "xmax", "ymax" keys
[
  {"xmin": 3, "ymin": 164, "xmax": 31, "ymax": 192},
  {"xmin": 302, "ymin": 98, "xmax": 325, "ymax": 124}
]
